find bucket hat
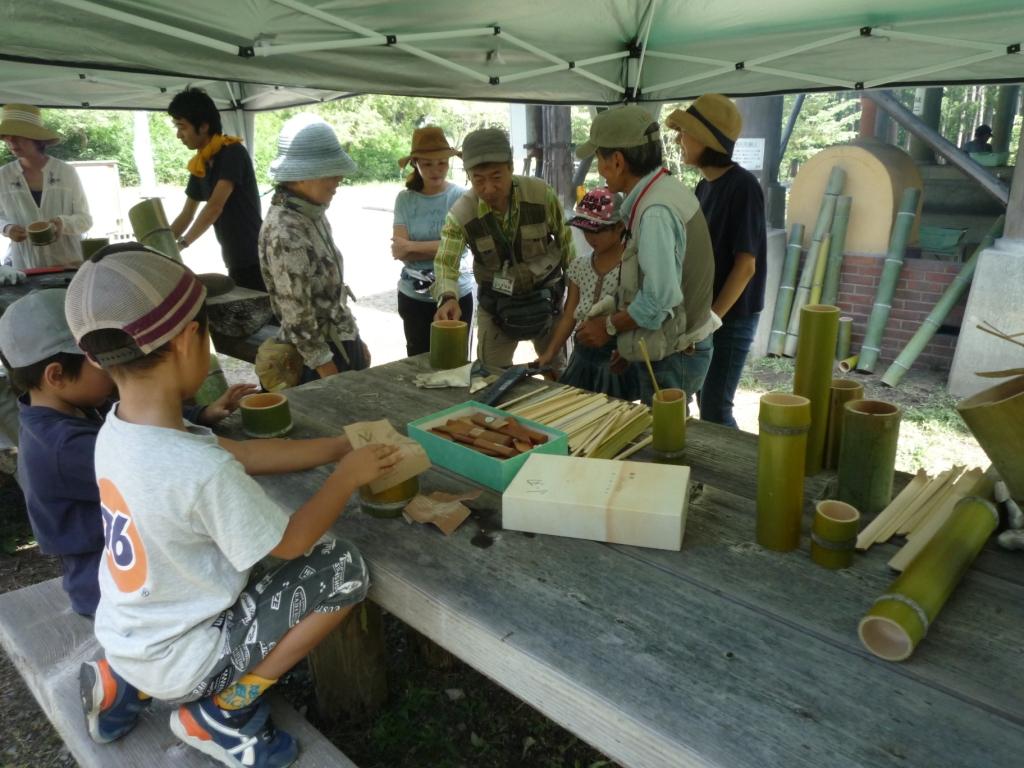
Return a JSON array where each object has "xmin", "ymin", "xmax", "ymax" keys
[
  {"xmin": 460, "ymin": 128, "xmax": 512, "ymax": 169},
  {"xmin": 575, "ymin": 106, "xmax": 659, "ymax": 159},
  {"xmin": 0, "ymin": 289, "xmax": 81, "ymax": 368},
  {"xmin": 0, "ymin": 104, "xmax": 61, "ymax": 145},
  {"xmin": 398, "ymin": 126, "xmax": 458, "ymax": 169},
  {"xmin": 665, "ymin": 94, "xmax": 742, "ymax": 156},
  {"xmin": 568, "ymin": 187, "xmax": 623, "ymax": 232},
  {"xmin": 269, "ymin": 113, "xmax": 357, "ymax": 182}
]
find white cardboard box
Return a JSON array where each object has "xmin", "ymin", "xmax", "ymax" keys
[{"xmin": 502, "ymin": 454, "xmax": 690, "ymax": 551}]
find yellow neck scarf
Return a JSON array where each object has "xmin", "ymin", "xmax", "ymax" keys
[{"xmin": 187, "ymin": 134, "xmax": 243, "ymax": 178}]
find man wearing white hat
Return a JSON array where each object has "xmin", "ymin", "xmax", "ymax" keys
[{"xmin": 0, "ymin": 104, "xmax": 92, "ymax": 269}]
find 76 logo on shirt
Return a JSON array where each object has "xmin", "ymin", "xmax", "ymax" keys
[{"xmin": 98, "ymin": 478, "xmax": 149, "ymax": 593}]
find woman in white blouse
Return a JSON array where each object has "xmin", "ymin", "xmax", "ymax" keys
[{"xmin": 0, "ymin": 104, "xmax": 92, "ymax": 269}]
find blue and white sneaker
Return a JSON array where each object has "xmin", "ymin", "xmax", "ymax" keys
[
  {"xmin": 170, "ymin": 697, "xmax": 298, "ymax": 768},
  {"xmin": 79, "ymin": 659, "xmax": 150, "ymax": 743}
]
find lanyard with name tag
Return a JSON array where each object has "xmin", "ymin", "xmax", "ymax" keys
[{"xmin": 492, "ymin": 264, "xmax": 515, "ymax": 296}]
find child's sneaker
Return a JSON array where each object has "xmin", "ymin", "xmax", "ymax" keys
[
  {"xmin": 79, "ymin": 659, "xmax": 150, "ymax": 743},
  {"xmin": 170, "ymin": 697, "xmax": 298, "ymax": 768}
]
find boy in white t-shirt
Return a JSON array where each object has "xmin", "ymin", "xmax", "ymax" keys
[{"xmin": 64, "ymin": 244, "xmax": 399, "ymax": 768}]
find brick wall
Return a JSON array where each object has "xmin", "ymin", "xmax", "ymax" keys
[{"xmin": 832, "ymin": 254, "xmax": 963, "ymax": 371}]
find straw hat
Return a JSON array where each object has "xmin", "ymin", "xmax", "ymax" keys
[
  {"xmin": 398, "ymin": 126, "xmax": 458, "ymax": 169},
  {"xmin": 665, "ymin": 94, "xmax": 742, "ymax": 156},
  {"xmin": 269, "ymin": 113, "xmax": 357, "ymax": 182},
  {"xmin": 0, "ymin": 104, "xmax": 61, "ymax": 144}
]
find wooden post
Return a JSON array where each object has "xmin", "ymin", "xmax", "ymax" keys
[
  {"xmin": 859, "ymin": 95, "xmax": 878, "ymax": 139},
  {"xmin": 541, "ymin": 105, "xmax": 574, "ymax": 209},
  {"xmin": 990, "ymin": 85, "xmax": 1020, "ymax": 155},
  {"xmin": 909, "ymin": 87, "xmax": 943, "ymax": 164},
  {"xmin": 308, "ymin": 601, "xmax": 388, "ymax": 721}
]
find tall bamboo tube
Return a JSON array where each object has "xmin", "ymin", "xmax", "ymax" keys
[
  {"xmin": 820, "ymin": 196, "xmax": 852, "ymax": 306},
  {"xmin": 835, "ymin": 316, "xmax": 853, "ymax": 361},
  {"xmin": 767, "ymin": 223, "xmax": 805, "ymax": 356},
  {"xmin": 881, "ymin": 215, "xmax": 1005, "ymax": 387},
  {"xmin": 856, "ymin": 187, "xmax": 921, "ymax": 373},
  {"xmin": 808, "ymin": 233, "xmax": 831, "ymax": 305},
  {"xmin": 837, "ymin": 399, "xmax": 901, "ymax": 517},
  {"xmin": 824, "ymin": 378, "xmax": 864, "ymax": 470},
  {"xmin": 956, "ymin": 375, "xmax": 1024, "ymax": 501},
  {"xmin": 128, "ymin": 198, "xmax": 183, "ymax": 262},
  {"xmin": 811, "ymin": 500, "xmax": 860, "ymax": 569},
  {"xmin": 858, "ymin": 496, "xmax": 999, "ymax": 661},
  {"xmin": 793, "ymin": 304, "xmax": 840, "ymax": 476},
  {"xmin": 757, "ymin": 393, "xmax": 811, "ymax": 551},
  {"xmin": 783, "ymin": 167, "xmax": 846, "ymax": 357}
]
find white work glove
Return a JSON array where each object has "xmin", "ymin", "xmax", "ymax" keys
[{"xmin": 0, "ymin": 265, "xmax": 26, "ymax": 286}]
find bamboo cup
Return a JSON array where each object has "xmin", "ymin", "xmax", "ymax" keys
[
  {"xmin": 835, "ymin": 316, "xmax": 853, "ymax": 361},
  {"xmin": 429, "ymin": 320, "xmax": 469, "ymax": 369},
  {"xmin": 359, "ymin": 476, "xmax": 420, "ymax": 519},
  {"xmin": 80, "ymin": 237, "xmax": 109, "ymax": 260},
  {"xmin": 652, "ymin": 388, "xmax": 685, "ymax": 456},
  {"xmin": 956, "ymin": 374, "xmax": 1024, "ymax": 501},
  {"xmin": 858, "ymin": 496, "xmax": 999, "ymax": 661},
  {"xmin": 756, "ymin": 392, "xmax": 811, "ymax": 551},
  {"xmin": 27, "ymin": 220, "xmax": 56, "ymax": 246},
  {"xmin": 823, "ymin": 378, "xmax": 864, "ymax": 470},
  {"xmin": 811, "ymin": 500, "xmax": 860, "ymax": 569},
  {"xmin": 240, "ymin": 392, "xmax": 293, "ymax": 438},
  {"xmin": 837, "ymin": 399, "xmax": 901, "ymax": 517},
  {"xmin": 792, "ymin": 304, "xmax": 840, "ymax": 476}
]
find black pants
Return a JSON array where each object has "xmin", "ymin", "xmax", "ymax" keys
[
  {"xmin": 228, "ymin": 263, "xmax": 268, "ymax": 293},
  {"xmin": 397, "ymin": 292, "xmax": 474, "ymax": 357}
]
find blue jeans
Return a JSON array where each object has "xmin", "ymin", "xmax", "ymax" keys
[
  {"xmin": 632, "ymin": 335, "xmax": 714, "ymax": 407},
  {"xmin": 698, "ymin": 312, "xmax": 760, "ymax": 428}
]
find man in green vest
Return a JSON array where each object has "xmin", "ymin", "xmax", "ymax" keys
[
  {"xmin": 575, "ymin": 106, "xmax": 719, "ymax": 405},
  {"xmin": 433, "ymin": 128, "xmax": 575, "ymax": 369}
]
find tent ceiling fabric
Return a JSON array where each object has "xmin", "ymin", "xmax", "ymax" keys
[{"xmin": 2, "ymin": 1, "xmax": 1023, "ymax": 110}]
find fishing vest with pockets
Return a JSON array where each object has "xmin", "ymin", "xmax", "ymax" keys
[
  {"xmin": 449, "ymin": 175, "xmax": 563, "ymax": 296},
  {"xmin": 616, "ymin": 170, "xmax": 715, "ymax": 362}
]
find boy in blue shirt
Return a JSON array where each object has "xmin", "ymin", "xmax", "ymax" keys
[{"xmin": 65, "ymin": 246, "xmax": 398, "ymax": 767}]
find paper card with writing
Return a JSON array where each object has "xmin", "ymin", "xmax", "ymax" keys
[{"xmin": 343, "ymin": 419, "xmax": 431, "ymax": 493}]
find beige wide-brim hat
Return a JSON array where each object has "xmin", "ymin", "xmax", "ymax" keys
[
  {"xmin": 0, "ymin": 104, "xmax": 62, "ymax": 144},
  {"xmin": 398, "ymin": 126, "xmax": 459, "ymax": 169},
  {"xmin": 665, "ymin": 94, "xmax": 741, "ymax": 156}
]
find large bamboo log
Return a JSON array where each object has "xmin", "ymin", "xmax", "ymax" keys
[
  {"xmin": 823, "ymin": 378, "xmax": 864, "ymax": 471},
  {"xmin": 880, "ymin": 215, "xmax": 1005, "ymax": 387},
  {"xmin": 783, "ymin": 167, "xmax": 846, "ymax": 357},
  {"xmin": 756, "ymin": 393, "xmax": 811, "ymax": 551},
  {"xmin": 820, "ymin": 195, "xmax": 852, "ymax": 306},
  {"xmin": 766, "ymin": 223, "xmax": 805, "ymax": 356},
  {"xmin": 956, "ymin": 375, "xmax": 1024, "ymax": 501},
  {"xmin": 792, "ymin": 304, "xmax": 840, "ymax": 476},
  {"xmin": 856, "ymin": 187, "xmax": 921, "ymax": 373},
  {"xmin": 858, "ymin": 496, "xmax": 999, "ymax": 661},
  {"xmin": 837, "ymin": 399, "xmax": 901, "ymax": 517}
]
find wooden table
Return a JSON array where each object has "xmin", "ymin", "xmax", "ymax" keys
[{"xmin": 235, "ymin": 355, "xmax": 1024, "ymax": 768}]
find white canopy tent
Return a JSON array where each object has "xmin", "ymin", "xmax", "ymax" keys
[{"xmin": 3, "ymin": 1, "xmax": 1023, "ymax": 112}]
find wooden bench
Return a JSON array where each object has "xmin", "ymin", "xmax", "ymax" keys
[{"xmin": 0, "ymin": 577, "xmax": 358, "ymax": 768}]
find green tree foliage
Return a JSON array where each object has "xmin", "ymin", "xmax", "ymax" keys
[{"xmin": 778, "ymin": 93, "xmax": 860, "ymax": 181}]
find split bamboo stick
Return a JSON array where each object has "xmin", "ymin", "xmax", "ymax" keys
[
  {"xmin": 613, "ymin": 435, "xmax": 653, "ymax": 461},
  {"xmin": 956, "ymin": 374, "xmax": 1024, "ymax": 501},
  {"xmin": 859, "ymin": 496, "xmax": 999, "ymax": 661},
  {"xmin": 898, "ymin": 467, "xmax": 975, "ymax": 537},
  {"xmin": 767, "ymin": 223, "xmax": 805, "ymax": 356},
  {"xmin": 500, "ymin": 385, "xmax": 563, "ymax": 411},
  {"xmin": 589, "ymin": 411, "xmax": 653, "ymax": 460},
  {"xmin": 756, "ymin": 392, "xmax": 811, "ymax": 551},
  {"xmin": 820, "ymin": 196, "xmax": 852, "ymax": 306},
  {"xmin": 792, "ymin": 304, "xmax": 840, "ymax": 476},
  {"xmin": 837, "ymin": 399, "xmax": 901, "ymax": 518},
  {"xmin": 881, "ymin": 216, "xmax": 1004, "ymax": 387},
  {"xmin": 876, "ymin": 467, "xmax": 959, "ymax": 543},
  {"xmin": 823, "ymin": 378, "xmax": 864, "ymax": 471},
  {"xmin": 856, "ymin": 470, "xmax": 928, "ymax": 550},
  {"xmin": 856, "ymin": 186, "xmax": 921, "ymax": 373}
]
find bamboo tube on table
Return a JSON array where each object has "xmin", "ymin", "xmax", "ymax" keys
[
  {"xmin": 856, "ymin": 187, "xmax": 921, "ymax": 373},
  {"xmin": 756, "ymin": 393, "xmax": 811, "ymax": 551},
  {"xmin": 823, "ymin": 378, "xmax": 863, "ymax": 471},
  {"xmin": 811, "ymin": 500, "xmax": 861, "ymax": 569},
  {"xmin": 792, "ymin": 304, "xmax": 840, "ymax": 476},
  {"xmin": 838, "ymin": 354, "xmax": 858, "ymax": 373},
  {"xmin": 767, "ymin": 223, "xmax": 805, "ymax": 356},
  {"xmin": 783, "ymin": 167, "xmax": 845, "ymax": 357},
  {"xmin": 956, "ymin": 375, "xmax": 1024, "ymax": 501},
  {"xmin": 820, "ymin": 195, "xmax": 852, "ymax": 306},
  {"xmin": 429, "ymin": 320, "xmax": 469, "ymax": 369},
  {"xmin": 859, "ymin": 496, "xmax": 999, "ymax": 661},
  {"xmin": 881, "ymin": 215, "xmax": 1006, "ymax": 387},
  {"xmin": 837, "ymin": 399, "xmax": 901, "ymax": 518},
  {"xmin": 835, "ymin": 316, "xmax": 853, "ymax": 361},
  {"xmin": 808, "ymin": 233, "xmax": 831, "ymax": 305},
  {"xmin": 128, "ymin": 198, "xmax": 182, "ymax": 262}
]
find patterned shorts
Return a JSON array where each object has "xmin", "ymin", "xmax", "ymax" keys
[{"xmin": 185, "ymin": 536, "xmax": 369, "ymax": 701}]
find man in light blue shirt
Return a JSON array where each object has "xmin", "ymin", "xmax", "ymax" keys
[{"xmin": 575, "ymin": 106, "xmax": 716, "ymax": 405}]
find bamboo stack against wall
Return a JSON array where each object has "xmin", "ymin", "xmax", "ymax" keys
[
  {"xmin": 837, "ymin": 399, "xmax": 901, "ymax": 517},
  {"xmin": 881, "ymin": 215, "xmax": 1005, "ymax": 387},
  {"xmin": 767, "ymin": 224, "xmax": 805, "ymax": 356},
  {"xmin": 856, "ymin": 187, "xmax": 921, "ymax": 373},
  {"xmin": 792, "ymin": 304, "xmax": 840, "ymax": 476},
  {"xmin": 820, "ymin": 195, "xmax": 852, "ymax": 306}
]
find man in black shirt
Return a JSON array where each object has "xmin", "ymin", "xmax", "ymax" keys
[
  {"xmin": 168, "ymin": 88, "xmax": 266, "ymax": 291},
  {"xmin": 666, "ymin": 94, "xmax": 767, "ymax": 428},
  {"xmin": 962, "ymin": 124, "xmax": 993, "ymax": 154}
]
